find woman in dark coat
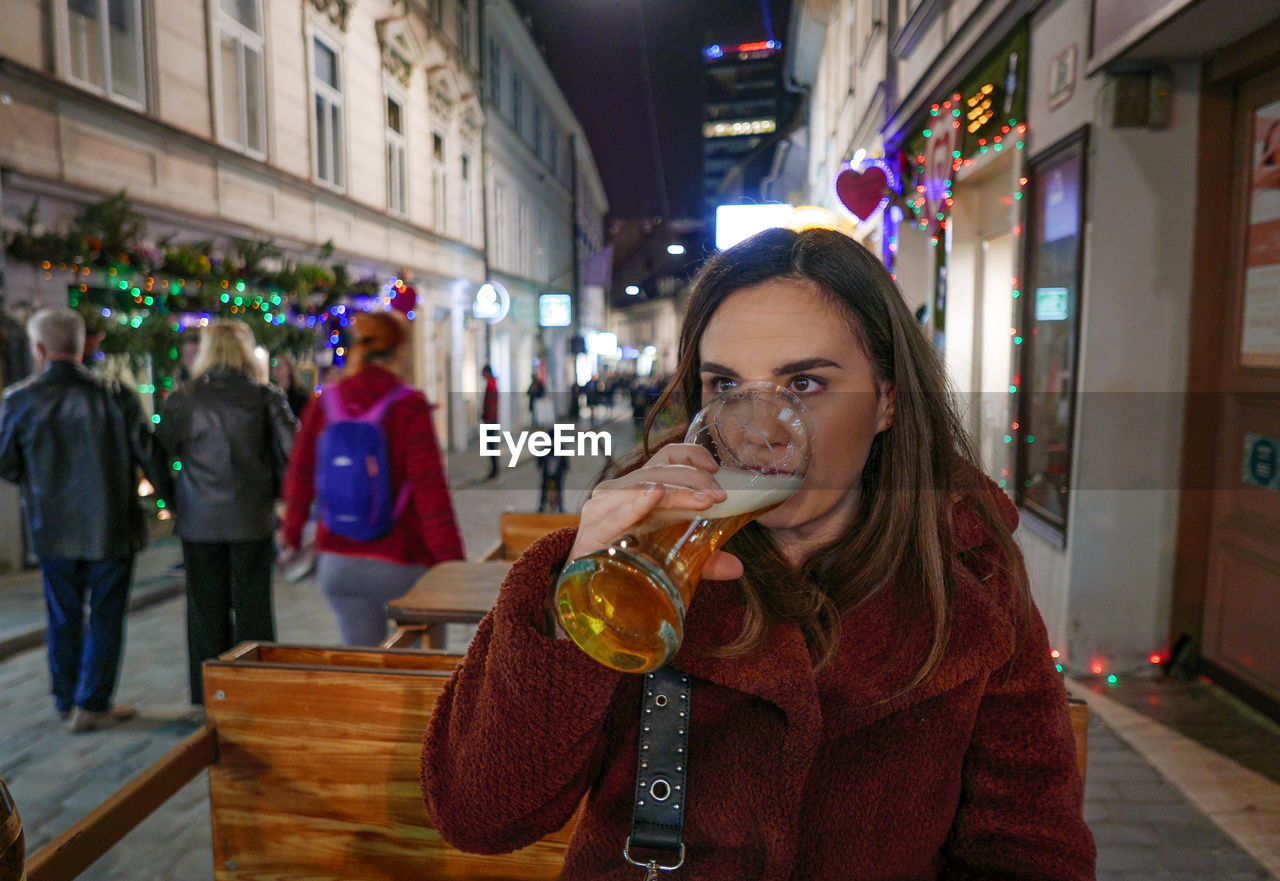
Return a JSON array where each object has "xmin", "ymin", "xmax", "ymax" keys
[
  {"xmin": 422, "ymin": 228, "xmax": 1095, "ymax": 879},
  {"xmin": 156, "ymin": 321, "xmax": 296, "ymax": 704}
]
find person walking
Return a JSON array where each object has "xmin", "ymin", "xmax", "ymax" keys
[
  {"xmin": 155, "ymin": 321, "xmax": 297, "ymax": 705},
  {"xmin": 481, "ymin": 364, "xmax": 499, "ymax": 480},
  {"xmin": 0, "ymin": 308, "xmax": 155, "ymax": 732},
  {"xmin": 526, "ymin": 372, "xmax": 546, "ymax": 425},
  {"xmin": 271, "ymin": 353, "xmax": 312, "ymax": 419},
  {"xmin": 280, "ymin": 312, "xmax": 465, "ymax": 646}
]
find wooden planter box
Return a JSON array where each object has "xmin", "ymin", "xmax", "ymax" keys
[{"xmin": 203, "ymin": 643, "xmax": 573, "ymax": 881}]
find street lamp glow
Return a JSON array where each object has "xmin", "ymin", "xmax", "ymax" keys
[
  {"xmin": 667, "ymin": 243, "xmax": 686, "ymax": 255},
  {"xmin": 625, "ymin": 285, "xmax": 640, "ymax": 296}
]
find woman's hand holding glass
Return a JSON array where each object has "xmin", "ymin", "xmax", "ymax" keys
[{"xmin": 567, "ymin": 443, "xmax": 745, "ymax": 584}]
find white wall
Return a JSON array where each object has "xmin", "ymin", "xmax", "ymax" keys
[{"xmin": 1024, "ymin": 0, "xmax": 1198, "ymax": 671}]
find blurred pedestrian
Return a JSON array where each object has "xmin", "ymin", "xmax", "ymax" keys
[
  {"xmin": 155, "ymin": 321, "xmax": 296, "ymax": 705},
  {"xmin": 482, "ymin": 364, "xmax": 499, "ymax": 480},
  {"xmin": 280, "ymin": 312, "xmax": 465, "ymax": 646},
  {"xmin": 538, "ymin": 450, "xmax": 568, "ymax": 513},
  {"xmin": 0, "ymin": 308, "xmax": 156, "ymax": 731},
  {"xmin": 526, "ymin": 372, "xmax": 546, "ymax": 425},
  {"xmin": 272, "ymin": 353, "xmax": 312, "ymax": 419}
]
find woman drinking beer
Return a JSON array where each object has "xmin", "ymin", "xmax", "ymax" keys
[{"xmin": 422, "ymin": 228, "xmax": 1095, "ymax": 879}]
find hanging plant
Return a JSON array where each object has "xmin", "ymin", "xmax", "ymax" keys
[{"xmin": 74, "ymin": 190, "xmax": 146, "ymax": 265}]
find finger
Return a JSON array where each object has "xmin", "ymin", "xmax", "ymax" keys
[
  {"xmin": 649, "ymin": 443, "xmax": 721, "ymax": 472},
  {"xmin": 570, "ymin": 483, "xmax": 667, "ymax": 559},
  {"xmin": 702, "ymin": 550, "xmax": 744, "ymax": 582}
]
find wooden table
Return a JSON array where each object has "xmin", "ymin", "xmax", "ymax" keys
[{"xmin": 381, "ymin": 560, "xmax": 514, "ymax": 649}]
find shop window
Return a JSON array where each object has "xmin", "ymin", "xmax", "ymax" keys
[
  {"xmin": 215, "ymin": 0, "xmax": 267, "ymax": 155},
  {"xmin": 64, "ymin": 0, "xmax": 147, "ymax": 107},
  {"xmin": 1012, "ymin": 126, "xmax": 1089, "ymax": 541}
]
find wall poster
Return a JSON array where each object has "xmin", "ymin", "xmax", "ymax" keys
[{"xmin": 1243, "ymin": 98, "xmax": 1280, "ymax": 367}]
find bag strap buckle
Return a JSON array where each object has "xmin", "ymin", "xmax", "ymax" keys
[{"xmin": 623, "ymin": 839, "xmax": 685, "ymax": 879}]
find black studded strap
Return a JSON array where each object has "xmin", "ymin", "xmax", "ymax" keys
[{"xmin": 624, "ymin": 666, "xmax": 690, "ymax": 872}]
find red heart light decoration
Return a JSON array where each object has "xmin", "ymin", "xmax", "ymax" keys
[{"xmin": 836, "ymin": 165, "xmax": 889, "ymax": 221}]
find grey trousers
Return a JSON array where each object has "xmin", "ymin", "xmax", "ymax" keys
[{"xmin": 316, "ymin": 553, "xmax": 429, "ymax": 646}]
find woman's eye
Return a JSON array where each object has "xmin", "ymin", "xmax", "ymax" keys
[
  {"xmin": 788, "ymin": 376, "xmax": 822, "ymax": 395},
  {"xmin": 707, "ymin": 377, "xmax": 736, "ymax": 394}
]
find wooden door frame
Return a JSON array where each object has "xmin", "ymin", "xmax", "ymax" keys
[{"xmin": 1171, "ymin": 21, "xmax": 1280, "ymax": 719}]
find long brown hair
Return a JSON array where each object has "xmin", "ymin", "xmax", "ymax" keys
[{"xmin": 611, "ymin": 227, "xmax": 1029, "ymax": 692}]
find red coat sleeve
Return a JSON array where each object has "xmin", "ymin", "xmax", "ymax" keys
[
  {"xmin": 421, "ymin": 528, "xmax": 624, "ymax": 853},
  {"xmin": 399, "ymin": 393, "xmax": 465, "ymax": 563}
]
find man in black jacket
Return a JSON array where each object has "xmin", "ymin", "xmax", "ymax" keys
[{"xmin": 0, "ymin": 308, "xmax": 153, "ymax": 732}]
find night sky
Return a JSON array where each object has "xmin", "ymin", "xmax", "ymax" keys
[{"xmin": 517, "ymin": 0, "xmax": 792, "ymax": 220}]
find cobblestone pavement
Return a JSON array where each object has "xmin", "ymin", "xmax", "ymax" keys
[{"xmin": 1, "ymin": 412, "xmax": 1277, "ymax": 879}]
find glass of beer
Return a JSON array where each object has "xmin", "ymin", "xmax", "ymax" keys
[{"xmin": 555, "ymin": 383, "xmax": 813, "ymax": 672}]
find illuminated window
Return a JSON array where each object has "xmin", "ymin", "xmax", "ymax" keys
[{"xmin": 702, "ymin": 118, "xmax": 777, "ymax": 139}]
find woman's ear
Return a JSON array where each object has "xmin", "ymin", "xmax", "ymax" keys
[{"xmin": 876, "ymin": 381, "xmax": 896, "ymax": 433}]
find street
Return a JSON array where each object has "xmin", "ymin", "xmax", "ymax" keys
[{"xmin": 1, "ymin": 415, "xmax": 1278, "ymax": 879}]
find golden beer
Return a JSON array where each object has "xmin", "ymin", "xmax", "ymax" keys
[{"xmin": 555, "ymin": 468, "xmax": 803, "ymax": 672}]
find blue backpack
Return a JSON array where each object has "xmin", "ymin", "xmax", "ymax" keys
[{"xmin": 315, "ymin": 383, "xmax": 413, "ymax": 541}]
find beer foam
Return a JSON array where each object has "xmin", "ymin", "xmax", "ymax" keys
[{"xmin": 693, "ymin": 468, "xmax": 802, "ymax": 520}]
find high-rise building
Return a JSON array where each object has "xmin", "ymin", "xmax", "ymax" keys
[{"xmin": 701, "ymin": 36, "xmax": 796, "ymax": 223}]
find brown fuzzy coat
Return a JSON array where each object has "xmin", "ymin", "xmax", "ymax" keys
[{"xmin": 421, "ymin": 493, "xmax": 1095, "ymax": 880}]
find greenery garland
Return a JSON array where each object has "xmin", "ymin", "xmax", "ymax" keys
[{"xmin": 4, "ymin": 190, "xmax": 388, "ymax": 364}]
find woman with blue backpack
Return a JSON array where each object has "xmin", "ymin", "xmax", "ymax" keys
[{"xmin": 280, "ymin": 311, "xmax": 465, "ymax": 645}]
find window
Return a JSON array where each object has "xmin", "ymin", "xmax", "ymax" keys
[
  {"xmin": 517, "ymin": 198, "xmax": 530, "ymax": 276},
  {"xmin": 1012, "ymin": 126, "xmax": 1089, "ymax": 541},
  {"xmin": 487, "ymin": 36, "xmax": 501, "ymax": 106},
  {"xmin": 511, "ymin": 72, "xmax": 523, "ymax": 136},
  {"xmin": 460, "ymin": 152, "xmax": 473, "ymax": 243},
  {"xmin": 65, "ymin": 0, "xmax": 146, "ymax": 105},
  {"xmin": 311, "ymin": 34, "xmax": 344, "ymax": 187},
  {"xmin": 535, "ymin": 209, "xmax": 547, "ymax": 279},
  {"xmin": 493, "ymin": 183, "xmax": 506, "ymax": 266},
  {"xmin": 532, "ymin": 100, "xmax": 542, "ymax": 156},
  {"xmin": 432, "ymin": 132, "xmax": 447, "ymax": 232},
  {"xmin": 215, "ymin": 0, "xmax": 266, "ymax": 154},
  {"xmin": 549, "ymin": 128, "xmax": 558, "ymax": 177},
  {"xmin": 456, "ymin": 0, "xmax": 471, "ymax": 61},
  {"xmin": 386, "ymin": 94, "xmax": 406, "ymax": 214}
]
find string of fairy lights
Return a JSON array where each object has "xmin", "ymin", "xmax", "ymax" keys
[{"xmin": 883, "ymin": 108, "xmax": 1165, "ymax": 681}]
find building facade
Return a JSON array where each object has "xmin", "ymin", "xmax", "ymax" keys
[
  {"xmin": 0, "ymin": 0, "xmax": 606, "ymax": 571},
  {"xmin": 476, "ymin": 0, "xmax": 608, "ymax": 444},
  {"xmin": 789, "ymin": 0, "xmax": 1280, "ymax": 716}
]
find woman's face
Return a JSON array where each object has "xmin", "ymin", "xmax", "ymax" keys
[{"xmin": 697, "ymin": 278, "xmax": 894, "ymax": 548}]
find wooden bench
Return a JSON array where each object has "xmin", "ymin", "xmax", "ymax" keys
[
  {"xmin": 24, "ymin": 644, "xmax": 574, "ymax": 881},
  {"xmin": 480, "ymin": 511, "xmax": 580, "ymax": 561}
]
